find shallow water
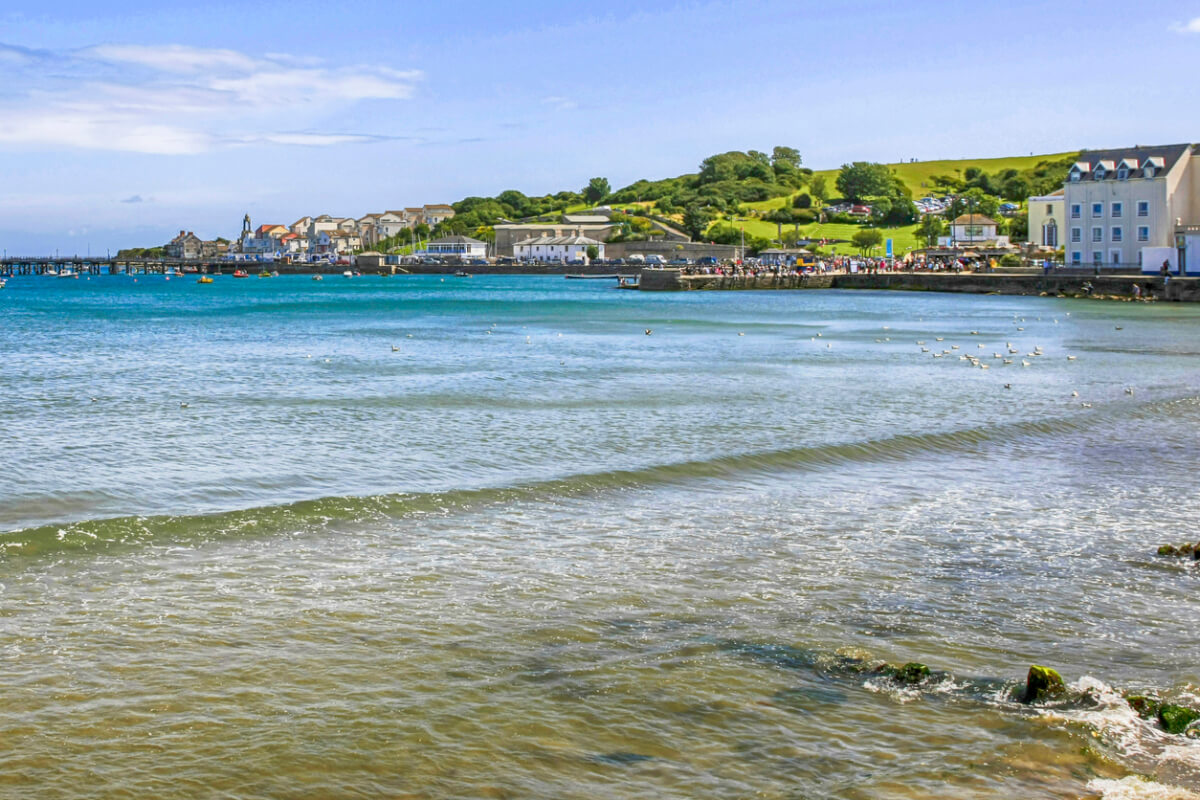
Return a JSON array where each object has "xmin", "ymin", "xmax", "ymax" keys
[{"xmin": 1, "ymin": 275, "xmax": 1198, "ymax": 798}]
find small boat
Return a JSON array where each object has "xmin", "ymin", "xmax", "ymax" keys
[
  {"xmin": 312, "ymin": 274, "xmax": 323, "ymax": 281},
  {"xmin": 257, "ymin": 270, "xmax": 272, "ymax": 278},
  {"xmin": 0, "ymin": 279, "xmax": 6, "ymax": 289},
  {"xmin": 343, "ymin": 270, "xmax": 354, "ymax": 278},
  {"xmin": 566, "ymin": 274, "xmax": 619, "ymax": 279},
  {"xmin": 454, "ymin": 270, "xmax": 470, "ymax": 277},
  {"xmin": 182, "ymin": 265, "xmax": 199, "ymax": 274},
  {"xmin": 233, "ymin": 269, "xmax": 249, "ymax": 278},
  {"xmin": 57, "ymin": 268, "xmax": 79, "ymax": 279},
  {"xmin": 197, "ymin": 276, "xmax": 213, "ymax": 284}
]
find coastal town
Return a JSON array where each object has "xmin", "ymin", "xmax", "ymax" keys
[{"xmin": 126, "ymin": 141, "xmax": 1200, "ymax": 281}]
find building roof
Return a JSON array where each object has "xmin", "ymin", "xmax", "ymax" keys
[
  {"xmin": 1069, "ymin": 143, "xmax": 1190, "ymax": 180},
  {"xmin": 952, "ymin": 214, "xmax": 997, "ymax": 226},
  {"xmin": 514, "ymin": 235, "xmax": 604, "ymax": 246},
  {"xmin": 428, "ymin": 235, "xmax": 485, "ymax": 245},
  {"xmin": 563, "ymin": 215, "xmax": 611, "ymax": 224},
  {"xmin": 424, "ymin": 204, "xmax": 454, "ymax": 211}
]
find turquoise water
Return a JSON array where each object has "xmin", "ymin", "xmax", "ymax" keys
[{"xmin": 1, "ymin": 274, "xmax": 1198, "ymax": 798}]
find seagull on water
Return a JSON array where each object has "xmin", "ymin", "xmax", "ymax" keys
[
  {"xmin": 391, "ymin": 345, "xmax": 400, "ymax": 352},
  {"xmin": 645, "ymin": 329, "xmax": 653, "ymax": 335},
  {"xmin": 179, "ymin": 402, "xmax": 189, "ymax": 408}
]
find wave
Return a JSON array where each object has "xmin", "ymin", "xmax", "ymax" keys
[{"xmin": 0, "ymin": 397, "xmax": 1186, "ymax": 563}]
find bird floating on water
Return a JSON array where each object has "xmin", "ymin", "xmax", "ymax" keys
[
  {"xmin": 1116, "ymin": 326, "xmax": 1124, "ymax": 331},
  {"xmin": 1125, "ymin": 387, "xmax": 1134, "ymax": 395},
  {"xmin": 1067, "ymin": 355, "xmax": 1077, "ymax": 361},
  {"xmin": 1071, "ymin": 391, "xmax": 1079, "ymax": 397},
  {"xmin": 391, "ymin": 345, "xmax": 400, "ymax": 352},
  {"xmin": 1004, "ymin": 383, "xmax": 1011, "ymax": 389},
  {"xmin": 645, "ymin": 329, "xmax": 652, "ymax": 335},
  {"xmin": 179, "ymin": 402, "xmax": 189, "ymax": 408},
  {"xmin": 1021, "ymin": 360, "xmax": 1031, "ymax": 367}
]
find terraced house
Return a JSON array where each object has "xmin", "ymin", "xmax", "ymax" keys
[{"xmin": 1060, "ymin": 143, "xmax": 1198, "ymax": 273}]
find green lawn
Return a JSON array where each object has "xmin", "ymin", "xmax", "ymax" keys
[{"xmin": 710, "ymin": 216, "xmax": 921, "ymax": 256}]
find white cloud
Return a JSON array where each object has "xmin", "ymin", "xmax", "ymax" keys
[
  {"xmin": 1170, "ymin": 16, "xmax": 1200, "ymax": 33},
  {"xmin": 0, "ymin": 41, "xmax": 422, "ymax": 154}
]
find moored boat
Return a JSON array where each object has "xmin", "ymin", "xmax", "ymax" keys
[
  {"xmin": 566, "ymin": 274, "xmax": 619, "ymax": 279},
  {"xmin": 312, "ymin": 274, "xmax": 323, "ymax": 281},
  {"xmin": 343, "ymin": 270, "xmax": 354, "ymax": 278},
  {"xmin": 197, "ymin": 276, "xmax": 213, "ymax": 284},
  {"xmin": 232, "ymin": 269, "xmax": 249, "ymax": 278}
]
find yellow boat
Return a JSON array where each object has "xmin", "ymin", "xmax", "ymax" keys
[{"xmin": 197, "ymin": 276, "xmax": 214, "ymax": 284}]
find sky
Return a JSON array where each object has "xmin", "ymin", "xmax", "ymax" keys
[{"xmin": 1, "ymin": 0, "xmax": 1199, "ymax": 254}]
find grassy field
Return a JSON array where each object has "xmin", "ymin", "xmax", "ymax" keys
[{"xmin": 714, "ymin": 216, "xmax": 921, "ymax": 256}]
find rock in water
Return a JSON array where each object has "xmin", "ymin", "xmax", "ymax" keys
[
  {"xmin": 1123, "ymin": 693, "xmax": 1161, "ymax": 720},
  {"xmin": 1158, "ymin": 544, "xmax": 1179, "ymax": 556},
  {"xmin": 876, "ymin": 661, "xmax": 931, "ymax": 684},
  {"xmin": 1021, "ymin": 665, "xmax": 1066, "ymax": 703},
  {"xmin": 1159, "ymin": 704, "xmax": 1200, "ymax": 735}
]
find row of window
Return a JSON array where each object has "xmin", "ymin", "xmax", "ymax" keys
[
  {"xmin": 1070, "ymin": 250, "xmax": 1128, "ymax": 265},
  {"xmin": 1069, "ymin": 201, "xmax": 1149, "ymax": 219},
  {"xmin": 1069, "ymin": 226, "xmax": 1149, "ymax": 243}
]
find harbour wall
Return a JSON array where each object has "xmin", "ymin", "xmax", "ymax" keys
[{"xmin": 637, "ymin": 268, "xmax": 1200, "ymax": 301}]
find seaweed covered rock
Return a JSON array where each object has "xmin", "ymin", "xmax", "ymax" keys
[
  {"xmin": 1020, "ymin": 665, "xmax": 1066, "ymax": 703},
  {"xmin": 1158, "ymin": 704, "xmax": 1200, "ymax": 735},
  {"xmin": 1157, "ymin": 542, "xmax": 1200, "ymax": 558},
  {"xmin": 1122, "ymin": 693, "xmax": 1161, "ymax": 720},
  {"xmin": 875, "ymin": 661, "xmax": 931, "ymax": 685}
]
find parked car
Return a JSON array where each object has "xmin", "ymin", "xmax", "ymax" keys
[{"xmin": 695, "ymin": 256, "xmax": 719, "ymax": 266}]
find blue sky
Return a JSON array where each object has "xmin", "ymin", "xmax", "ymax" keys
[{"xmin": 1, "ymin": 0, "xmax": 1198, "ymax": 253}]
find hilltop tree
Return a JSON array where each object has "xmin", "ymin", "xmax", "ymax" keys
[
  {"xmin": 837, "ymin": 162, "xmax": 897, "ymax": 203},
  {"xmin": 771, "ymin": 146, "xmax": 802, "ymax": 172},
  {"xmin": 583, "ymin": 177, "xmax": 611, "ymax": 205},
  {"xmin": 808, "ymin": 175, "xmax": 828, "ymax": 206}
]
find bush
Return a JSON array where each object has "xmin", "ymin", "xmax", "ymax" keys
[
  {"xmin": 793, "ymin": 193, "xmax": 812, "ymax": 209},
  {"xmin": 999, "ymin": 254, "xmax": 1023, "ymax": 268}
]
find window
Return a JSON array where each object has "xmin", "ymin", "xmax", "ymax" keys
[
  {"xmin": 1117, "ymin": 167, "xmax": 1129, "ymax": 180},
  {"xmin": 1137, "ymin": 226, "xmax": 1149, "ymax": 242},
  {"xmin": 1092, "ymin": 203, "xmax": 1103, "ymax": 217},
  {"xmin": 1043, "ymin": 221, "xmax": 1058, "ymax": 247},
  {"xmin": 1071, "ymin": 204, "xmax": 1082, "ymax": 219},
  {"xmin": 1111, "ymin": 250, "xmax": 1121, "ymax": 265},
  {"xmin": 1143, "ymin": 166, "xmax": 1155, "ymax": 178},
  {"xmin": 1093, "ymin": 251, "xmax": 1103, "ymax": 265},
  {"xmin": 1112, "ymin": 202, "xmax": 1122, "ymax": 218},
  {"xmin": 1137, "ymin": 201, "xmax": 1149, "ymax": 217},
  {"xmin": 1070, "ymin": 171, "xmax": 1082, "ymax": 182},
  {"xmin": 1072, "ymin": 251, "xmax": 1082, "ymax": 264},
  {"xmin": 1112, "ymin": 227, "xmax": 1122, "ymax": 243},
  {"xmin": 1095, "ymin": 167, "xmax": 1106, "ymax": 180},
  {"xmin": 1092, "ymin": 227, "xmax": 1103, "ymax": 243},
  {"xmin": 1046, "ymin": 204, "xmax": 1054, "ymax": 216},
  {"xmin": 1071, "ymin": 227, "xmax": 1082, "ymax": 243}
]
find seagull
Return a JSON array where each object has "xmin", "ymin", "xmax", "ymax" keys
[
  {"xmin": 1003, "ymin": 358, "xmax": 1013, "ymax": 364},
  {"xmin": 936, "ymin": 337, "xmax": 944, "ymax": 342},
  {"xmin": 817, "ymin": 333, "xmax": 822, "ymax": 338},
  {"xmin": 1017, "ymin": 327, "xmax": 1025, "ymax": 331},
  {"xmin": 179, "ymin": 402, "xmax": 189, "ymax": 408},
  {"xmin": 1067, "ymin": 355, "xmax": 1077, "ymax": 361},
  {"xmin": 739, "ymin": 332, "xmax": 745, "ymax": 336},
  {"xmin": 90, "ymin": 397, "xmax": 98, "ymax": 402},
  {"xmin": 1071, "ymin": 391, "xmax": 1079, "ymax": 397},
  {"xmin": 391, "ymin": 345, "xmax": 400, "ymax": 352},
  {"xmin": 1022, "ymin": 360, "xmax": 1032, "ymax": 367},
  {"xmin": 1081, "ymin": 402, "xmax": 1093, "ymax": 408},
  {"xmin": 921, "ymin": 347, "xmax": 930, "ymax": 353},
  {"xmin": 977, "ymin": 344, "xmax": 985, "ymax": 348},
  {"xmin": 645, "ymin": 329, "xmax": 653, "ymax": 335},
  {"xmin": 916, "ymin": 340, "xmax": 925, "ymax": 345},
  {"xmin": 1004, "ymin": 383, "xmax": 1012, "ymax": 389},
  {"xmin": 1125, "ymin": 387, "xmax": 1134, "ymax": 395},
  {"xmin": 1115, "ymin": 326, "xmax": 1124, "ymax": 331},
  {"xmin": 305, "ymin": 354, "xmax": 312, "ymax": 358},
  {"xmin": 970, "ymin": 330, "xmax": 979, "ymax": 335},
  {"xmin": 951, "ymin": 345, "xmax": 960, "ymax": 350},
  {"xmin": 324, "ymin": 358, "xmax": 330, "ymax": 363},
  {"xmin": 406, "ymin": 334, "xmax": 413, "ymax": 338}
]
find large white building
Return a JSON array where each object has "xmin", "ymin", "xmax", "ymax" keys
[
  {"xmin": 514, "ymin": 235, "xmax": 604, "ymax": 263},
  {"xmin": 1060, "ymin": 143, "xmax": 1197, "ymax": 273}
]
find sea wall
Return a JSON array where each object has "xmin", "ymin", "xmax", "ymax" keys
[{"xmin": 638, "ymin": 268, "xmax": 1200, "ymax": 301}]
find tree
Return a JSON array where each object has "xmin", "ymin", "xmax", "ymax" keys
[
  {"xmin": 771, "ymin": 146, "xmax": 802, "ymax": 171},
  {"xmin": 793, "ymin": 193, "xmax": 812, "ymax": 209},
  {"xmin": 583, "ymin": 177, "xmax": 610, "ymax": 205},
  {"xmin": 682, "ymin": 204, "xmax": 713, "ymax": 240},
  {"xmin": 585, "ymin": 244, "xmax": 600, "ymax": 261},
  {"xmin": 851, "ymin": 228, "xmax": 884, "ymax": 255},
  {"xmin": 914, "ymin": 214, "xmax": 946, "ymax": 246},
  {"xmin": 836, "ymin": 162, "xmax": 896, "ymax": 203},
  {"xmin": 809, "ymin": 175, "xmax": 828, "ymax": 206},
  {"xmin": 1007, "ymin": 212, "xmax": 1029, "ymax": 242}
]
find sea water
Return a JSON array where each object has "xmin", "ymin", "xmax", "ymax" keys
[{"xmin": 0, "ymin": 274, "xmax": 1197, "ymax": 798}]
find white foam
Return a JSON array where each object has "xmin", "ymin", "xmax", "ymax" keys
[{"xmin": 1087, "ymin": 776, "xmax": 1200, "ymax": 800}]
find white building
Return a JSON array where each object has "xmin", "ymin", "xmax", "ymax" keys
[
  {"xmin": 425, "ymin": 235, "xmax": 487, "ymax": 260},
  {"xmin": 1060, "ymin": 143, "xmax": 1196, "ymax": 272},
  {"xmin": 939, "ymin": 214, "xmax": 1009, "ymax": 248},
  {"xmin": 1027, "ymin": 190, "xmax": 1064, "ymax": 250},
  {"xmin": 514, "ymin": 235, "xmax": 604, "ymax": 263}
]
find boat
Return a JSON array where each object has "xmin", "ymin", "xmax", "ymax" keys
[
  {"xmin": 257, "ymin": 270, "xmax": 272, "ymax": 278},
  {"xmin": 454, "ymin": 270, "xmax": 471, "ymax": 277},
  {"xmin": 182, "ymin": 265, "xmax": 199, "ymax": 274},
  {"xmin": 232, "ymin": 270, "xmax": 249, "ymax": 278},
  {"xmin": 0, "ymin": 279, "xmax": 6, "ymax": 289},
  {"xmin": 57, "ymin": 268, "xmax": 79, "ymax": 279},
  {"xmin": 343, "ymin": 270, "xmax": 354, "ymax": 278},
  {"xmin": 312, "ymin": 274, "xmax": 323, "ymax": 281},
  {"xmin": 197, "ymin": 276, "xmax": 213, "ymax": 284},
  {"xmin": 566, "ymin": 274, "xmax": 620, "ymax": 279}
]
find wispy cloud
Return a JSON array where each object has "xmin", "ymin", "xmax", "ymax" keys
[
  {"xmin": 541, "ymin": 95, "xmax": 578, "ymax": 111},
  {"xmin": 121, "ymin": 195, "xmax": 144, "ymax": 203},
  {"xmin": 1170, "ymin": 16, "xmax": 1200, "ymax": 33},
  {"xmin": 0, "ymin": 42, "xmax": 422, "ymax": 154}
]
